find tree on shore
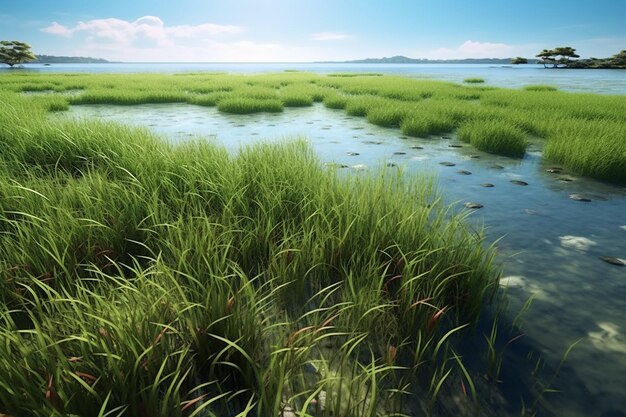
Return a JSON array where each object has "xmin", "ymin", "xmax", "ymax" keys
[
  {"xmin": 0, "ymin": 41, "xmax": 36, "ymax": 67},
  {"xmin": 511, "ymin": 57, "xmax": 528, "ymax": 64},
  {"xmin": 536, "ymin": 47, "xmax": 579, "ymax": 68},
  {"xmin": 536, "ymin": 49, "xmax": 555, "ymax": 68},
  {"xmin": 554, "ymin": 47, "xmax": 580, "ymax": 67},
  {"xmin": 609, "ymin": 50, "xmax": 626, "ymax": 66}
]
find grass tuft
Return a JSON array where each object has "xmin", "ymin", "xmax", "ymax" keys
[
  {"xmin": 458, "ymin": 119, "xmax": 528, "ymax": 157},
  {"xmin": 523, "ymin": 85, "xmax": 558, "ymax": 92}
]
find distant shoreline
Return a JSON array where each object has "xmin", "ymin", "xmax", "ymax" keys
[
  {"xmin": 33, "ymin": 54, "xmax": 115, "ymax": 64},
  {"xmin": 316, "ymin": 56, "xmax": 539, "ymax": 65}
]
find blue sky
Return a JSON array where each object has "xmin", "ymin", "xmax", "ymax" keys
[{"xmin": 0, "ymin": 0, "xmax": 624, "ymax": 61}]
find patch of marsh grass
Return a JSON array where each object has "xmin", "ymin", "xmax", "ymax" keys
[
  {"xmin": 366, "ymin": 105, "xmax": 411, "ymax": 128},
  {"xmin": 401, "ymin": 111, "xmax": 456, "ymax": 137},
  {"xmin": 544, "ymin": 118, "xmax": 626, "ymax": 181},
  {"xmin": 523, "ymin": 85, "xmax": 558, "ymax": 92},
  {"xmin": 463, "ymin": 78, "xmax": 485, "ymax": 84},
  {"xmin": 323, "ymin": 93, "xmax": 348, "ymax": 109},
  {"xmin": 458, "ymin": 119, "xmax": 528, "ymax": 157}
]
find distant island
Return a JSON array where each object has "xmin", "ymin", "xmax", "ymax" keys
[
  {"xmin": 32, "ymin": 55, "xmax": 113, "ymax": 64},
  {"xmin": 318, "ymin": 55, "xmax": 539, "ymax": 64}
]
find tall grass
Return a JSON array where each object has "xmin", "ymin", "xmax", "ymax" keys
[{"xmin": 0, "ymin": 92, "xmax": 501, "ymax": 416}]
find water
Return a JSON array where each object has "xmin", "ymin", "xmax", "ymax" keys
[
  {"xmin": 5, "ymin": 62, "xmax": 625, "ymax": 94},
  {"xmin": 56, "ymin": 103, "xmax": 626, "ymax": 416}
]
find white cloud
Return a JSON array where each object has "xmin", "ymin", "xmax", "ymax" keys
[
  {"xmin": 41, "ymin": 21, "xmax": 73, "ymax": 37},
  {"xmin": 310, "ymin": 32, "xmax": 354, "ymax": 41},
  {"xmin": 39, "ymin": 16, "xmax": 293, "ymax": 62},
  {"xmin": 41, "ymin": 16, "xmax": 244, "ymax": 46}
]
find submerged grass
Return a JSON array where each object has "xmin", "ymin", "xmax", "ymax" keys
[{"xmin": 0, "ymin": 91, "xmax": 501, "ymax": 416}]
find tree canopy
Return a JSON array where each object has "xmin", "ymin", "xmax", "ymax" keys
[
  {"xmin": 511, "ymin": 57, "xmax": 528, "ymax": 64},
  {"xmin": 536, "ymin": 47, "xmax": 579, "ymax": 68},
  {"xmin": 0, "ymin": 41, "xmax": 36, "ymax": 67},
  {"xmin": 536, "ymin": 47, "xmax": 625, "ymax": 69}
]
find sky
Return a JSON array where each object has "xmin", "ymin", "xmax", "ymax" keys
[{"xmin": 0, "ymin": 0, "xmax": 624, "ymax": 62}]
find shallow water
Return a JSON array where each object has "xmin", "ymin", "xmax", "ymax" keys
[
  {"xmin": 7, "ymin": 62, "xmax": 626, "ymax": 94},
  {"xmin": 56, "ymin": 103, "xmax": 626, "ymax": 416}
]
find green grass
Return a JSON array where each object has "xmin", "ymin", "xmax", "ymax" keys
[
  {"xmin": 366, "ymin": 105, "xmax": 410, "ymax": 128},
  {"xmin": 1, "ymin": 71, "xmax": 624, "ymax": 181},
  {"xmin": 0, "ymin": 90, "xmax": 502, "ymax": 416},
  {"xmin": 401, "ymin": 111, "xmax": 456, "ymax": 137},
  {"xmin": 463, "ymin": 78, "xmax": 485, "ymax": 83},
  {"xmin": 523, "ymin": 85, "xmax": 558, "ymax": 92},
  {"xmin": 323, "ymin": 93, "xmax": 348, "ymax": 109},
  {"xmin": 457, "ymin": 119, "xmax": 529, "ymax": 157}
]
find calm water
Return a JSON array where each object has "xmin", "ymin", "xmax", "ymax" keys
[
  {"xmin": 5, "ymin": 62, "xmax": 625, "ymax": 94},
  {"xmin": 56, "ymin": 103, "xmax": 626, "ymax": 417}
]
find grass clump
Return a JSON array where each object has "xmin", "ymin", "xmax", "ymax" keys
[
  {"xmin": 344, "ymin": 95, "xmax": 389, "ymax": 117},
  {"xmin": 458, "ymin": 119, "xmax": 528, "ymax": 157},
  {"xmin": 544, "ymin": 118, "xmax": 626, "ymax": 180},
  {"xmin": 217, "ymin": 97, "xmax": 284, "ymax": 114},
  {"xmin": 464, "ymin": 78, "xmax": 485, "ymax": 84},
  {"xmin": 366, "ymin": 105, "xmax": 410, "ymax": 128},
  {"xmin": 323, "ymin": 93, "xmax": 348, "ymax": 109},
  {"xmin": 523, "ymin": 85, "xmax": 558, "ymax": 92},
  {"xmin": 401, "ymin": 111, "xmax": 456, "ymax": 137}
]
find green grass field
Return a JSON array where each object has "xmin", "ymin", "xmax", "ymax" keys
[
  {"xmin": 0, "ymin": 87, "xmax": 503, "ymax": 416},
  {"xmin": 0, "ymin": 70, "xmax": 623, "ymax": 415},
  {"xmin": 1, "ymin": 71, "xmax": 624, "ymax": 181}
]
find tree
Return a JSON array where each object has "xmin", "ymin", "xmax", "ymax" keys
[
  {"xmin": 511, "ymin": 57, "xmax": 528, "ymax": 64},
  {"xmin": 536, "ymin": 47, "xmax": 580, "ymax": 68},
  {"xmin": 553, "ymin": 46, "xmax": 580, "ymax": 67},
  {"xmin": 536, "ymin": 49, "xmax": 556, "ymax": 68},
  {"xmin": 0, "ymin": 41, "xmax": 36, "ymax": 67},
  {"xmin": 609, "ymin": 50, "xmax": 626, "ymax": 66}
]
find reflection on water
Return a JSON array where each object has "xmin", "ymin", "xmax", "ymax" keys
[{"xmin": 56, "ymin": 103, "xmax": 626, "ymax": 416}]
